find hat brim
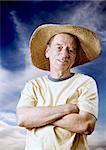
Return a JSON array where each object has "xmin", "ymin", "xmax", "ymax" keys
[{"xmin": 29, "ymin": 24, "xmax": 101, "ymax": 70}]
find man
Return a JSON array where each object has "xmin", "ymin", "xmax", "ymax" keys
[{"xmin": 16, "ymin": 24, "xmax": 101, "ymax": 150}]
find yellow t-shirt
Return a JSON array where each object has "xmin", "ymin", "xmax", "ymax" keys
[{"xmin": 17, "ymin": 73, "xmax": 98, "ymax": 150}]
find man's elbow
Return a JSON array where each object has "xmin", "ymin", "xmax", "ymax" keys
[
  {"xmin": 16, "ymin": 115, "xmax": 24, "ymax": 127},
  {"xmin": 16, "ymin": 108, "xmax": 25, "ymax": 127},
  {"xmin": 82, "ymin": 121, "xmax": 96, "ymax": 135}
]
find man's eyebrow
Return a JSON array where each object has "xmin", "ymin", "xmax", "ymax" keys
[{"xmin": 55, "ymin": 43, "xmax": 62, "ymax": 45}]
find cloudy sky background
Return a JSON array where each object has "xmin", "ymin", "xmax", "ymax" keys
[{"xmin": 0, "ymin": 1, "xmax": 106, "ymax": 150}]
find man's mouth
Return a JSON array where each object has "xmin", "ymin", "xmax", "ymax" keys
[{"xmin": 57, "ymin": 59, "xmax": 68, "ymax": 63}]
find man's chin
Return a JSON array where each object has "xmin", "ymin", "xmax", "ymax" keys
[{"xmin": 55, "ymin": 64, "xmax": 71, "ymax": 70}]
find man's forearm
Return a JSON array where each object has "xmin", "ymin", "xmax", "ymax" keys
[
  {"xmin": 16, "ymin": 104, "xmax": 78, "ymax": 129},
  {"xmin": 52, "ymin": 112, "xmax": 96, "ymax": 135}
]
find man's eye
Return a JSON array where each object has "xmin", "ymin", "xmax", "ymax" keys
[
  {"xmin": 69, "ymin": 49, "xmax": 76, "ymax": 53},
  {"xmin": 69, "ymin": 49, "xmax": 73, "ymax": 52},
  {"xmin": 57, "ymin": 46, "xmax": 62, "ymax": 49}
]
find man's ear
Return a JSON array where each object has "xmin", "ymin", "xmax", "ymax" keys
[{"xmin": 45, "ymin": 45, "xmax": 50, "ymax": 58}]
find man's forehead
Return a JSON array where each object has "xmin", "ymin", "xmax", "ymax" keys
[{"xmin": 51, "ymin": 33, "xmax": 77, "ymax": 45}]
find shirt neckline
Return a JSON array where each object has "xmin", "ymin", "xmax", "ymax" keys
[{"xmin": 48, "ymin": 73, "xmax": 75, "ymax": 82}]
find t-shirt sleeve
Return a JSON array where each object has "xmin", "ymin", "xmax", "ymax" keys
[
  {"xmin": 17, "ymin": 81, "xmax": 38, "ymax": 108},
  {"xmin": 77, "ymin": 77, "xmax": 99, "ymax": 119}
]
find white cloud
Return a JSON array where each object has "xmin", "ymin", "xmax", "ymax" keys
[
  {"xmin": 10, "ymin": 11, "xmax": 28, "ymax": 48},
  {"xmin": 88, "ymin": 125, "xmax": 106, "ymax": 146},
  {"xmin": 0, "ymin": 65, "xmax": 48, "ymax": 112},
  {"xmin": 10, "ymin": 10, "xmax": 30, "ymax": 66},
  {"xmin": 0, "ymin": 112, "xmax": 16, "ymax": 125},
  {"xmin": 0, "ymin": 126, "xmax": 26, "ymax": 150}
]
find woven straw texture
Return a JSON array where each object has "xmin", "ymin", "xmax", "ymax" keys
[{"xmin": 29, "ymin": 24, "xmax": 101, "ymax": 70}]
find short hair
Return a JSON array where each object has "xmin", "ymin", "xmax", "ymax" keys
[{"xmin": 47, "ymin": 32, "xmax": 80, "ymax": 51}]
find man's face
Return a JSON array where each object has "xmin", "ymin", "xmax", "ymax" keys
[{"xmin": 45, "ymin": 33, "xmax": 77, "ymax": 71}]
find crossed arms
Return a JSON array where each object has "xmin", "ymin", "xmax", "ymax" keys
[{"xmin": 16, "ymin": 103, "xmax": 96, "ymax": 135}]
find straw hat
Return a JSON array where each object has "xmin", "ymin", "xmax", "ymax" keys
[{"xmin": 29, "ymin": 24, "xmax": 101, "ymax": 70}]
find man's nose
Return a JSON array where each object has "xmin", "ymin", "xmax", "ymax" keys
[{"xmin": 61, "ymin": 47, "xmax": 70, "ymax": 58}]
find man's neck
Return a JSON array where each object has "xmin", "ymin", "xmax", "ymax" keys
[{"xmin": 49, "ymin": 68, "xmax": 72, "ymax": 79}]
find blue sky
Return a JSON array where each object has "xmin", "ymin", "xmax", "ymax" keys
[{"xmin": 0, "ymin": 1, "xmax": 106, "ymax": 147}]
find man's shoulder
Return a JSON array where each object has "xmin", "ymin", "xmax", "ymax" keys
[
  {"xmin": 75, "ymin": 73, "xmax": 97, "ymax": 86},
  {"xmin": 26, "ymin": 75, "xmax": 48, "ymax": 86},
  {"xmin": 76, "ymin": 73, "xmax": 97, "ymax": 87}
]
